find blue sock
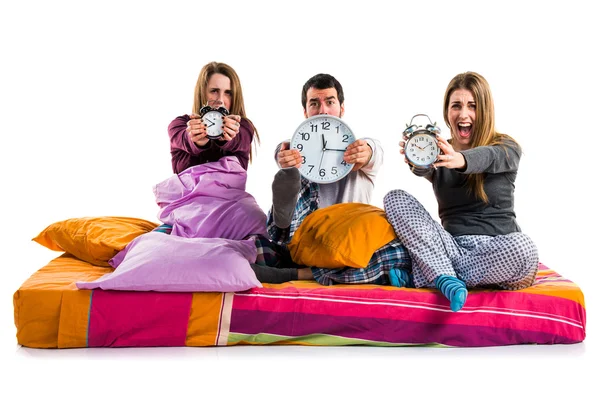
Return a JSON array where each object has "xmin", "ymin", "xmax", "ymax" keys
[
  {"xmin": 434, "ymin": 275, "xmax": 468, "ymax": 312},
  {"xmin": 389, "ymin": 268, "xmax": 414, "ymax": 288}
]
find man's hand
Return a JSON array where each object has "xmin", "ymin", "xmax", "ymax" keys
[
  {"xmin": 277, "ymin": 141, "xmax": 303, "ymax": 169},
  {"xmin": 344, "ymin": 139, "xmax": 372, "ymax": 171}
]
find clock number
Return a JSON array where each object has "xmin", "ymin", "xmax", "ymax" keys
[
  {"xmin": 341, "ymin": 160, "xmax": 348, "ymax": 166},
  {"xmin": 319, "ymin": 169, "xmax": 325, "ymax": 177},
  {"xmin": 301, "ymin": 132, "xmax": 311, "ymax": 141},
  {"xmin": 308, "ymin": 165, "xmax": 314, "ymax": 173},
  {"xmin": 297, "ymin": 143, "xmax": 304, "ymax": 151},
  {"xmin": 331, "ymin": 166, "xmax": 337, "ymax": 175},
  {"xmin": 321, "ymin": 121, "xmax": 330, "ymax": 130},
  {"xmin": 310, "ymin": 124, "xmax": 317, "ymax": 132},
  {"xmin": 335, "ymin": 125, "xmax": 340, "ymax": 133},
  {"xmin": 302, "ymin": 156, "xmax": 306, "ymax": 164},
  {"xmin": 342, "ymin": 134, "xmax": 350, "ymax": 143}
]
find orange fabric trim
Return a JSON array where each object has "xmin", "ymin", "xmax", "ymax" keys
[{"xmin": 186, "ymin": 293, "xmax": 226, "ymax": 346}]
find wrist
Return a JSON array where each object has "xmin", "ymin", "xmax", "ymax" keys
[
  {"xmin": 195, "ymin": 140, "xmax": 210, "ymax": 148},
  {"xmin": 456, "ymin": 152, "xmax": 467, "ymax": 171}
]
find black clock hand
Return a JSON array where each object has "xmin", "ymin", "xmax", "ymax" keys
[
  {"xmin": 205, "ymin": 119, "xmax": 215, "ymax": 128},
  {"xmin": 321, "ymin": 134, "xmax": 327, "ymax": 150},
  {"xmin": 323, "ymin": 148, "xmax": 346, "ymax": 152},
  {"xmin": 318, "ymin": 149, "xmax": 325, "ymax": 174}
]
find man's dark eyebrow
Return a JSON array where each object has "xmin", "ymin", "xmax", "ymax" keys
[{"xmin": 309, "ymin": 96, "xmax": 337, "ymax": 103}]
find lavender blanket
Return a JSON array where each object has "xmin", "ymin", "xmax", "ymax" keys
[
  {"xmin": 154, "ymin": 156, "xmax": 267, "ymax": 239},
  {"xmin": 75, "ymin": 157, "xmax": 266, "ymax": 292}
]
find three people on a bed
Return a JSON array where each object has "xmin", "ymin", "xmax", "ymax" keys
[{"xmin": 163, "ymin": 61, "xmax": 538, "ymax": 313}]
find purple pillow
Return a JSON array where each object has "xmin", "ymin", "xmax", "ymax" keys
[{"xmin": 76, "ymin": 232, "xmax": 261, "ymax": 292}]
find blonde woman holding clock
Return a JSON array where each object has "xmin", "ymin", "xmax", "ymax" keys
[
  {"xmin": 384, "ymin": 71, "xmax": 539, "ymax": 312},
  {"xmin": 168, "ymin": 61, "xmax": 259, "ymax": 174}
]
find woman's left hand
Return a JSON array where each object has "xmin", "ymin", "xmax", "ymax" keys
[
  {"xmin": 433, "ymin": 135, "xmax": 466, "ymax": 170},
  {"xmin": 221, "ymin": 115, "xmax": 242, "ymax": 141}
]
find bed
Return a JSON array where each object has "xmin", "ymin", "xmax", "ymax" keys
[
  {"xmin": 13, "ymin": 253, "xmax": 585, "ymax": 348},
  {"xmin": 14, "ymin": 158, "xmax": 586, "ymax": 348}
]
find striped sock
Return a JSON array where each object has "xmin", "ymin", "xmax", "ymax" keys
[
  {"xmin": 434, "ymin": 275, "xmax": 468, "ymax": 312},
  {"xmin": 388, "ymin": 268, "xmax": 414, "ymax": 288}
]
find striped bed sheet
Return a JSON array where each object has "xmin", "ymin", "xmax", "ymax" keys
[{"xmin": 13, "ymin": 254, "xmax": 585, "ymax": 348}]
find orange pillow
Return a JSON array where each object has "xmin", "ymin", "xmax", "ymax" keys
[
  {"xmin": 287, "ymin": 203, "xmax": 396, "ymax": 269},
  {"xmin": 33, "ymin": 216, "xmax": 159, "ymax": 266}
]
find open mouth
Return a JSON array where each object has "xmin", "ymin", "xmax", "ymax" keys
[{"xmin": 457, "ymin": 122, "xmax": 472, "ymax": 138}]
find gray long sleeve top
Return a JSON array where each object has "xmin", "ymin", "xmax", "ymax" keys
[{"xmin": 417, "ymin": 140, "xmax": 521, "ymax": 237}]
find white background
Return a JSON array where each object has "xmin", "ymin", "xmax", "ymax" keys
[{"xmin": 1, "ymin": 1, "xmax": 598, "ymax": 399}]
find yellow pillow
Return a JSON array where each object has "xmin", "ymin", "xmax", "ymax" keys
[
  {"xmin": 33, "ymin": 216, "xmax": 159, "ymax": 266},
  {"xmin": 288, "ymin": 203, "xmax": 396, "ymax": 269}
]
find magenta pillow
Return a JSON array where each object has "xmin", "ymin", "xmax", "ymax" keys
[{"xmin": 76, "ymin": 232, "xmax": 261, "ymax": 292}]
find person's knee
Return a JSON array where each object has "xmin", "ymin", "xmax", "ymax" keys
[
  {"xmin": 383, "ymin": 189, "xmax": 411, "ymax": 209},
  {"xmin": 511, "ymin": 233, "xmax": 539, "ymax": 265},
  {"xmin": 503, "ymin": 233, "xmax": 539, "ymax": 289}
]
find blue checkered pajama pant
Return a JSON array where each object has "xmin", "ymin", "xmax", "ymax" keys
[{"xmin": 383, "ymin": 189, "xmax": 539, "ymax": 290}]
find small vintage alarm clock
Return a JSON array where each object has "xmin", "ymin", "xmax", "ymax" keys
[
  {"xmin": 199, "ymin": 105, "xmax": 230, "ymax": 140},
  {"xmin": 403, "ymin": 113, "xmax": 441, "ymax": 169},
  {"xmin": 290, "ymin": 115, "xmax": 356, "ymax": 183}
]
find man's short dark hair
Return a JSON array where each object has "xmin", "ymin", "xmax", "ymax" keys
[{"xmin": 301, "ymin": 73, "xmax": 344, "ymax": 109}]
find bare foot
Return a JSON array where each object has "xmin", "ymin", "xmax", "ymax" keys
[{"xmin": 297, "ymin": 268, "xmax": 315, "ymax": 280}]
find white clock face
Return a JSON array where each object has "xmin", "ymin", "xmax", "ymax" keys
[
  {"xmin": 202, "ymin": 110, "xmax": 225, "ymax": 139},
  {"xmin": 405, "ymin": 131, "xmax": 440, "ymax": 167},
  {"xmin": 290, "ymin": 115, "xmax": 355, "ymax": 183}
]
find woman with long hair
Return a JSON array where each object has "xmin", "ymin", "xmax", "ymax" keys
[
  {"xmin": 168, "ymin": 61, "xmax": 259, "ymax": 174},
  {"xmin": 384, "ymin": 71, "xmax": 539, "ymax": 312}
]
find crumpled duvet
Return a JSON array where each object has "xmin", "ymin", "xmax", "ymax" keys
[
  {"xmin": 154, "ymin": 156, "xmax": 267, "ymax": 239},
  {"xmin": 75, "ymin": 156, "xmax": 266, "ymax": 292}
]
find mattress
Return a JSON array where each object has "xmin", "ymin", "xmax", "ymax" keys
[{"xmin": 13, "ymin": 254, "xmax": 586, "ymax": 348}]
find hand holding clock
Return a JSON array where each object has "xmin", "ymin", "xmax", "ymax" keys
[
  {"xmin": 343, "ymin": 139, "xmax": 372, "ymax": 171},
  {"xmin": 221, "ymin": 114, "xmax": 242, "ymax": 141},
  {"xmin": 400, "ymin": 134, "xmax": 465, "ymax": 170},
  {"xmin": 187, "ymin": 114, "xmax": 242, "ymax": 146},
  {"xmin": 289, "ymin": 115, "xmax": 356, "ymax": 182},
  {"xmin": 277, "ymin": 142, "xmax": 302, "ymax": 169},
  {"xmin": 187, "ymin": 114, "xmax": 209, "ymax": 147},
  {"xmin": 432, "ymin": 135, "xmax": 465, "ymax": 170}
]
